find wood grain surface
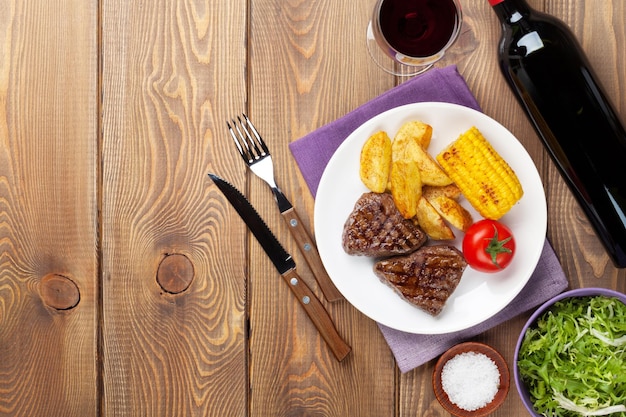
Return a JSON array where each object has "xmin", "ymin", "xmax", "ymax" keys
[
  {"xmin": 0, "ymin": 0, "xmax": 98, "ymax": 416},
  {"xmin": 1, "ymin": 0, "xmax": 625, "ymax": 416},
  {"xmin": 100, "ymin": 0, "xmax": 247, "ymax": 415}
]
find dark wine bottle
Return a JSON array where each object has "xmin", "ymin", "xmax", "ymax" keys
[{"xmin": 488, "ymin": 0, "xmax": 626, "ymax": 267}]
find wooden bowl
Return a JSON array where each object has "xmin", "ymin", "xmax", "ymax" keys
[{"xmin": 433, "ymin": 342, "xmax": 509, "ymax": 417}]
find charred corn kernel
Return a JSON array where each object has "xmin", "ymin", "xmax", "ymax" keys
[{"xmin": 436, "ymin": 126, "xmax": 523, "ymax": 220}]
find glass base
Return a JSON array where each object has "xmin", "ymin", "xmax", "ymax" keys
[{"xmin": 366, "ymin": 22, "xmax": 433, "ymax": 77}]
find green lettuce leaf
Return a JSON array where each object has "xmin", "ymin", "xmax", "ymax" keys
[{"xmin": 518, "ymin": 296, "xmax": 626, "ymax": 417}]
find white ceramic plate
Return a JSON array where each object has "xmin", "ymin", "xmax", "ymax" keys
[{"xmin": 314, "ymin": 102, "xmax": 547, "ymax": 334}]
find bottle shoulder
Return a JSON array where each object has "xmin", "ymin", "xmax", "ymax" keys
[
  {"xmin": 506, "ymin": 12, "xmax": 571, "ymax": 37},
  {"xmin": 498, "ymin": 12, "xmax": 582, "ymax": 58}
]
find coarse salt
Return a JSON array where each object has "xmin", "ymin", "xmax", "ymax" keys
[{"xmin": 441, "ymin": 351, "xmax": 500, "ymax": 411}]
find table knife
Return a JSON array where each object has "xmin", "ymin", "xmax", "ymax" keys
[{"xmin": 208, "ymin": 173, "xmax": 351, "ymax": 361}]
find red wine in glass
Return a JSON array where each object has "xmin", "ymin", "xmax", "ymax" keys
[
  {"xmin": 379, "ymin": 0, "xmax": 460, "ymax": 58},
  {"xmin": 368, "ymin": 0, "xmax": 462, "ymax": 75}
]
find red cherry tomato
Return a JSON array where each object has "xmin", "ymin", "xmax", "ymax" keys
[{"xmin": 462, "ymin": 219, "xmax": 516, "ymax": 273}]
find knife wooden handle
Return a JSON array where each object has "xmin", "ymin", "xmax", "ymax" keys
[
  {"xmin": 281, "ymin": 207, "xmax": 344, "ymax": 302},
  {"xmin": 281, "ymin": 268, "xmax": 351, "ymax": 361}
]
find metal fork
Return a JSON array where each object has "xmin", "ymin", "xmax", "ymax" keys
[{"xmin": 227, "ymin": 114, "xmax": 343, "ymax": 302}]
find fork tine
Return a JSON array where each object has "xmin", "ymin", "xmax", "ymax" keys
[
  {"xmin": 228, "ymin": 114, "xmax": 271, "ymax": 166},
  {"xmin": 235, "ymin": 115, "xmax": 264, "ymax": 159},
  {"xmin": 227, "ymin": 120, "xmax": 253, "ymax": 164},
  {"xmin": 242, "ymin": 114, "xmax": 270, "ymax": 155}
]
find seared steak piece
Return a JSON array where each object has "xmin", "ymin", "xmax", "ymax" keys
[
  {"xmin": 342, "ymin": 192, "xmax": 427, "ymax": 257},
  {"xmin": 373, "ymin": 245, "xmax": 467, "ymax": 316}
]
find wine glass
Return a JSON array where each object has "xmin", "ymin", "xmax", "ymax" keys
[{"xmin": 367, "ymin": 0, "xmax": 463, "ymax": 76}]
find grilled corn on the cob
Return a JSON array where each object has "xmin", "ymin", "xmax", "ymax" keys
[{"xmin": 436, "ymin": 126, "xmax": 523, "ymax": 220}]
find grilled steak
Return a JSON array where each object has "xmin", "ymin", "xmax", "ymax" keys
[
  {"xmin": 342, "ymin": 192, "xmax": 427, "ymax": 257},
  {"xmin": 373, "ymin": 245, "xmax": 467, "ymax": 316}
]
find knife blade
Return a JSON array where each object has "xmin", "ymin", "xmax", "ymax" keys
[{"xmin": 208, "ymin": 173, "xmax": 351, "ymax": 361}]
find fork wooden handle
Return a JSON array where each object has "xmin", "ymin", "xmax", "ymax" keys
[
  {"xmin": 281, "ymin": 208, "xmax": 344, "ymax": 302},
  {"xmin": 281, "ymin": 268, "xmax": 351, "ymax": 361}
]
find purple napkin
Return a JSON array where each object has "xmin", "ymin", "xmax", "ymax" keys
[{"xmin": 289, "ymin": 66, "xmax": 569, "ymax": 372}]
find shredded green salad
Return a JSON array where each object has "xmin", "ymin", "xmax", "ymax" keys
[{"xmin": 518, "ymin": 296, "xmax": 626, "ymax": 417}]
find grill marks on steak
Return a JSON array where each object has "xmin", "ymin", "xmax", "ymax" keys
[
  {"xmin": 342, "ymin": 192, "xmax": 467, "ymax": 315},
  {"xmin": 342, "ymin": 192, "xmax": 427, "ymax": 257},
  {"xmin": 373, "ymin": 245, "xmax": 467, "ymax": 316}
]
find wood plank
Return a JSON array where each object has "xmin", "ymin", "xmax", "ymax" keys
[
  {"xmin": 247, "ymin": 1, "xmax": 397, "ymax": 416},
  {"xmin": 0, "ymin": 0, "xmax": 98, "ymax": 416},
  {"xmin": 100, "ymin": 0, "xmax": 248, "ymax": 415}
]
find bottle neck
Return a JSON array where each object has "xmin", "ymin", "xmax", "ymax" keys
[{"xmin": 488, "ymin": 0, "xmax": 532, "ymax": 24}]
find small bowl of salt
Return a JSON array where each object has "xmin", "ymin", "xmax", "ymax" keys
[{"xmin": 433, "ymin": 341, "xmax": 509, "ymax": 417}]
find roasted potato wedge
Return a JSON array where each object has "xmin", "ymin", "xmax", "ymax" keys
[
  {"xmin": 393, "ymin": 120, "xmax": 433, "ymax": 150},
  {"xmin": 422, "ymin": 184, "xmax": 462, "ymax": 200},
  {"xmin": 404, "ymin": 141, "xmax": 453, "ymax": 186},
  {"xmin": 390, "ymin": 159, "xmax": 422, "ymax": 219},
  {"xmin": 415, "ymin": 197, "xmax": 455, "ymax": 240},
  {"xmin": 360, "ymin": 131, "xmax": 392, "ymax": 193},
  {"xmin": 392, "ymin": 127, "xmax": 452, "ymax": 187},
  {"xmin": 391, "ymin": 134, "xmax": 408, "ymax": 162},
  {"xmin": 426, "ymin": 194, "xmax": 473, "ymax": 232}
]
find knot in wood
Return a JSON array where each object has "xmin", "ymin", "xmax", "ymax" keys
[
  {"xmin": 40, "ymin": 274, "xmax": 80, "ymax": 310},
  {"xmin": 156, "ymin": 253, "xmax": 194, "ymax": 294}
]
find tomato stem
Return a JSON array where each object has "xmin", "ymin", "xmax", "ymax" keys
[{"xmin": 485, "ymin": 225, "xmax": 512, "ymax": 268}]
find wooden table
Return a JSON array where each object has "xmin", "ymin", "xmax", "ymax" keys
[{"xmin": 1, "ymin": 0, "xmax": 625, "ymax": 415}]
